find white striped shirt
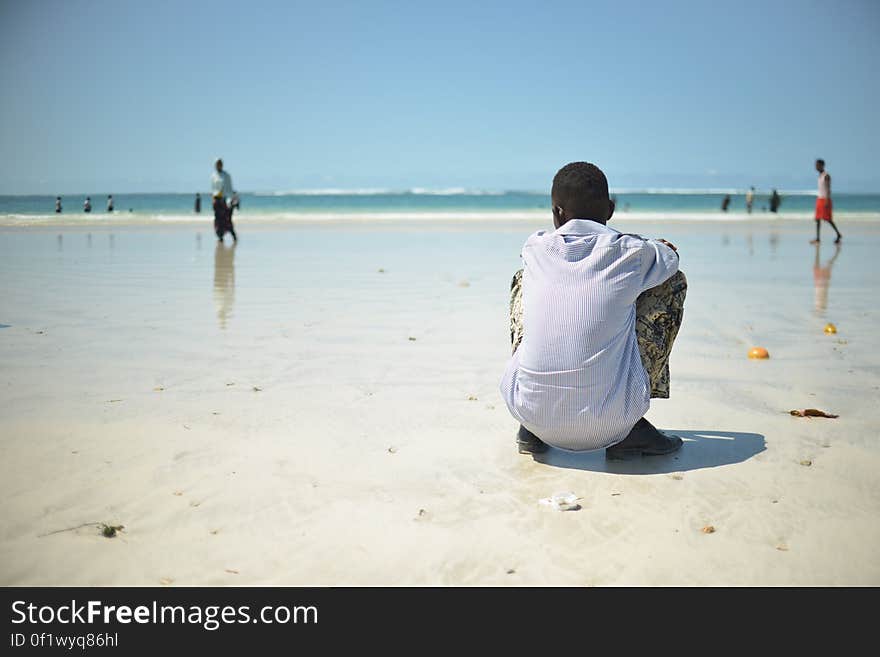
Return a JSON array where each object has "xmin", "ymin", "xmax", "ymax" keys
[{"xmin": 500, "ymin": 219, "xmax": 679, "ymax": 451}]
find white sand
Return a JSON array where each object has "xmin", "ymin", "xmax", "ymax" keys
[{"xmin": 1, "ymin": 218, "xmax": 879, "ymax": 585}]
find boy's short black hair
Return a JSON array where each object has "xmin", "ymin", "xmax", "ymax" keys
[
  {"xmin": 816, "ymin": 158, "xmax": 825, "ymax": 165},
  {"xmin": 551, "ymin": 162, "xmax": 610, "ymax": 214}
]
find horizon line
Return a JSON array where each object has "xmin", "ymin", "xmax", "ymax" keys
[{"xmin": 4, "ymin": 187, "xmax": 880, "ymax": 197}]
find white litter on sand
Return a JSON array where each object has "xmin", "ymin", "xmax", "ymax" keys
[{"xmin": 538, "ymin": 492, "xmax": 582, "ymax": 512}]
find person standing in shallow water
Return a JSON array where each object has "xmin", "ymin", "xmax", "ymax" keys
[
  {"xmin": 811, "ymin": 159, "xmax": 842, "ymax": 244},
  {"xmin": 83, "ymin": 197, "xmax": 91, "ymax": 213},
  {"xmin": 746, "ymin": 187, "xmax": 755, "ymax": 213},
  {"xmin": 211, "ymin": 158, "xmax": 237, "ymax": 242},
  {"xmin": 55, "ymin": 197, "xmax": 62, "ymax": 213},
  {"xmin": 194, "ymin": 193, "xmax": 201, "ymax": 213},
  {"xmin": 721, "ymin": 194, "xmax": 731, "ymax": 212},
  {"xmin": 106, "ymin": 195, "xmax": 114, "ymax": 212},
  {"xmin": 501, "ymin": 162, "xmax": 687, "ymax": 459},
  {"xmin": 769, "ymin": 189, "xmax": 781, "ymax": 213}
]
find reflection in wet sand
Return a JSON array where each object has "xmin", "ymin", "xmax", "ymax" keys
[
  {"xmin": 213, "ymin": 242, "xmax": 236, "ymax": 329},
  {"xmin": 813, "ymin": 243, "xmax": 841, "ymax": 315}
]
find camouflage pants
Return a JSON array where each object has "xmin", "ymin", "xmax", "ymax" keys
[{"xmin": 509, "ymin": 269, "xmax": 687, "ymax": 398}]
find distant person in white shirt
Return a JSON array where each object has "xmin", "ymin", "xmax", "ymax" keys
[
  {"xmin": 55, "ymin": 197, "xmax": 62, "ymax": 213},
  {"xmin": 211, "ymin": 158, "xmax": 237, "ymax": 242},
  {"xmin": 106, "ymin": 195, "xmax": 114, "ymax": 212},
  {"xmin": 83, "ymin": 197, "xmax": 91, "ymax": 213},
  {"xmin": 501, "ymin": 162, "xmax": 687, "ymax": 458},
  {"xmin": 811, "ymin": 158, "xmax": 841, "ymax": 244}
]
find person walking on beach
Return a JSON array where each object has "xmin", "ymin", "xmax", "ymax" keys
[
  {"xmin": 106, "ymin": 195, "xmax": 114, "ymax": 212},
  {"xmin": 746, "ymin": 187, "xmax": 755, "ymax": 213},
  {"xmin": 55, "ymin": 196, "xmax": 62, "ymax": 213},
  {"xmin": 501, "ymin": 162, "xmax": 687, "ymax": 459},
  {"xmin": 811, "ymin": 159, "xmax": 841, "ymax": 244},
  {"xmin": 721, "ymin": 194, "xmax": 731, "ymax": 212},
  {"xmin": 769, "ymin": 189, "xmax": 781, "ymax": 213},
  {"xmin": 211, "ymin": 158, "xmax": 237, "ymax": 242},
  {"xmin": 194, "ymin": 193, "xmax": 201, "ymax": 213},
  {"xmin": 83, "ymin": 197, "xmax": 92, "ymax": 213}
]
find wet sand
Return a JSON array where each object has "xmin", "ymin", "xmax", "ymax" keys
[{"xmin": 1, "ymin": 218, "xmax": 879, "ymax": 585}]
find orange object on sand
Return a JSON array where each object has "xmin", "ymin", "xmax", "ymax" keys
[{"xmin": 748, "ymin": 347, "xmax": 769, "ymax": 359}]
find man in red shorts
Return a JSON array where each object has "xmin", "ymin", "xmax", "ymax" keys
[{"xmin": 811, "ymin": 159, "xmax": 841, "ymax": 244}]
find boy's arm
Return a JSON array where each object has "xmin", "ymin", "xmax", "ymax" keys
[{"xmin": 637, "ymin": 237, "xmax": 680, "ymax": 292}]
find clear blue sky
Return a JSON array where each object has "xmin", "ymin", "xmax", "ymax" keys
[{"xmin": 1, "ymin": 0, "xmax": 878, "ymax": 194}]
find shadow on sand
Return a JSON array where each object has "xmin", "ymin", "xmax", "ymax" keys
[{"xmin": 532, "ymin": 429, "xmax": 766, "ymax": 475}]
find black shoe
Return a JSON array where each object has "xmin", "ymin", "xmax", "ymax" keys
[
  {"xmin": 606, "ymin": 418, "xmax": 683, "ymax": 460},
  {"xmin": 517, "ymin": 425, "xmax": 548, "ymax": 454},
  {"xmin": 834, "ymin": 235, "xmax": 842, "ymax": 244}
]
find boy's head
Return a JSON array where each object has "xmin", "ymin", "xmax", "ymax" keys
[
  {"xmin": 551, "ymin": 162, "xmax": 614, "ymax": 228},
  {"xmin": 815, "ymin": 158, "xmax": 825, "ymax": 173}
]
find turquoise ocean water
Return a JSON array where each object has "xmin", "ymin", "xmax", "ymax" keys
[{"xmin": 2, "ymin": 190, "xmax": 879, "ymax": 223}]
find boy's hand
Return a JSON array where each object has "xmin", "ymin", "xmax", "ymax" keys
[{"xmin": 658, "ymin": 239, "xmax": 678, "ymax": 252}]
